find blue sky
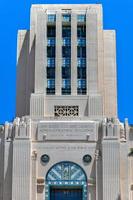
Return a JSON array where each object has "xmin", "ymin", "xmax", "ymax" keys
[{"xmin": 0, "ymin": 0, "xmax": 133, "ymax": 124}]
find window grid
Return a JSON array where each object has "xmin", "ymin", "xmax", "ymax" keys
[
  {"xmin": 77, "ymin": 14, "xmax": 86, "ymax": 22},
  {"xmin": 47, "ymin": 37, "xmax": 55, "ymax": 46},
  {"xmin": 62, "ymin": 14, "xmax": 71, "ymax": 22},
  {"xmin": 47, "ymin": 14, "xmax": 56, "ymax": 22}
]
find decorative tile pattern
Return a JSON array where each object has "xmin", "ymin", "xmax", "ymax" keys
[
  {"xmin": 45, "ymin": 162, "xmax": 87, "ymax": 200},
  {"xmin": 54, "ymin": 106, "xmax": 79, "ymax": 117}
]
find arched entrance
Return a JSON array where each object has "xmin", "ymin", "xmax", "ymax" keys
[{"xmin": 45, "ymin": 161, "xmax": 87, "ymax": 200}]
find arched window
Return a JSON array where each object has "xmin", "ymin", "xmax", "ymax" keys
[{"xmin": 45, "ymin": 161, "xmax": 87, "ymax": 200}]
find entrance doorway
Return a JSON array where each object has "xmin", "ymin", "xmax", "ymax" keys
[
  {"xmin": 50, "ymin": 187, "xmax": 82, "ymax": 200},
  {"xmin": 45, "ymin": 162, "xmax": 87, "ymax": 200}
]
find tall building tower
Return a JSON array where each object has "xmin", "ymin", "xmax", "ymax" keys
[{"xmin": 0, "ymin": 4, "xmax": 133, "ymax": 200}]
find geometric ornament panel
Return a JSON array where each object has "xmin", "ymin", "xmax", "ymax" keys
[
  {"xmin": 54, "ymin": 106, "xmax": 79, "ymax": 117},
  {"xmin": 46, "ymin": 161, "xmax": 86, "ymax": 181}
]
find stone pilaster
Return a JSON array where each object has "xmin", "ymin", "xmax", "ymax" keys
[
  {"xmin": 86, "ymin": 10, "xmax": 98, "ymax": 95},
  {"xmin": 71, "ymin": 12, "xmax": 77, "ymax": 95},
  {"xmin": 55, "ymin": 10, "xmax": 62, "ymax": 95},
  {"xmin": 35, "ymin": 10, "xmax": 47, "ymax": 94}
]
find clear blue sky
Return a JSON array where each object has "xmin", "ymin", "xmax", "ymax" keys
[{"xmin": 0, "ymin": 0, "xmax": 133, "ymax": 124}]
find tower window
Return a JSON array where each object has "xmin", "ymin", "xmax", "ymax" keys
[
  {"xmin": 62, "ymin": 46, "xmax": 71, "ymax": 58},
  {"xmin": 77, "ymin": 79, "xmax": 86, "ymax": 95},
  {"xmin": 47, "ymin": 46, "xmax": 55, "ymax": 57},
  {"xmin": 77, "ymin": 47, "xmax": 86, "ymax": 58},
  {"xmin": 77, "ymin": 14, "xmax": 86, "ymax": 22},
  {"xmin": 47, "ymin": 58, "xmax": 55, "ymax": 67},
  {"xmin": 62, "ymin": 26, "xmax": 71, "ymax": 37},
  {"xmin": 47, "ymin": 79, "xmax": 55, "ymax": 94},
  {"xmin": 62, "ymin": 79, "xmax": 71, "ymax": 95},
  {"xmin": 47, "ymin": 14, "xmax": 56, "ymax": 22},
  {"xmin": 78, "ymin": 68, "xmax": 86, "ymax": 79},
  {"xmin": 47, "ymin": 26, "xmax": 56, "ymax": 37},
  {"xmin": 77, "ymin": 26, "xmax": 86, "ymax": 37},
  {"xmin": 62, "ymin": 14, "xmax": 71, "ymax": 22}
]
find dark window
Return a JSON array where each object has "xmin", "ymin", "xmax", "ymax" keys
[
  {"xmin": 62, "ymin": 79, "xmax": 71, "ymax": 94},
  {"xmin": 47, "ymin": 14, "xmax": 56, "ymax": 22},
  {"xmin": 77, "ymin": 26, "xmax": 86, "ymax": 37},
  {"xmin": 47, "ymin": 79, "xmax": 55, "ymax": 94},
  {"xmin": 77, "ymin": 88, "xmax": 86, "ymax": 95},
  {"xmin": 62, "ymin": 79, "xmax": 71, "ymax": 89},
  {"xmin": 77, "ymin": 14, "xmax": 86, "ymax": 22},
  {"xmin": 47, "ymin": 79, "xmax": 55, "ymax": 88},
  {"xmin": 47, "ymin": 88, "xmax": 55, "ymax": 94},
  {"xmin": 62, "ymin": 58, "xmax": 71, "ymax": 67},
  {"xmin": 77, "ymin": 58, "xmax": 86, "ymax": 67},
  {"xmin": 63, "ymin": 38, "xmax": 71, "ymax": 46},
  {"xmin": 77, "ymin": 79, "xmax": 86, "ymax": 95},
  {"xmin": 47, "ymin": 38, "xmax": 55, "ymax": 46},
  {"xmin": 47, "ymin": 68, "xmax": 55, "ymax": 78},
  {"xmin": 62, "ymin": 88, "xmax": 71, "ymax": 95},
  {"xmin": 62, "ymin": 14, "xmax": 71, "ymax": 22},
  {"xmin": 77, "ymin": 38, "xmax": 86, "ymax": 46},
  {"xmin": 47, "ymin": 26, "xmax": 56, "ymax": 37},
  {"xmin": 77, "ymin": 47, "xmax": 86, "ymax": 58},
  {"xmin": 47, "ymin": 58, "xmax": 55, "ymax": 67},
  {"xmin": 47, "ymin": 47, "xmax": 55, "ymax": 57},
  {"xmin": 78, "ymin": 68, "xmax": 86, "ymax": 79},
  {"xmin": 62, "ymin": 67, "xmax": 71, "ymax": 78},
  {"xmin": 62, "ymin": 46, "xmax": 71, "ymax": 58},
  {"xmin": 62, "ymin": 26, "xmax": 71, "ymax": 37}
]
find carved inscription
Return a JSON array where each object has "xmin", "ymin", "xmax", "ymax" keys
[{"xmin": 38, "ymin": 122, "xmax": 97, "ymax": 141}]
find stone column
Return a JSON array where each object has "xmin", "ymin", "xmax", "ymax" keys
[
  {"xmin": 12, "ymin": 122, "xmax": 31, "ymax": 200},
  {"xmin": 86, "ymin": 10, "xmax": 98, "ymax": 95},
  {"xmin": 71, "ymin": 12, "xmax": 77, "ymax": 95},
  {"xmin": 95, "ymin": 150, "xmax": 103, "ymax": 200},
  {"xmin": 31, "ymin": 151, "xmax": 37, "ymax": 200},
  {"xmin": 35, "ymin": 10, "xmax": 47, "ymax": 94},
  {"xmin": 102, "ymin": 138, "xmax": 120, "ymax": 200},
  {"xmin": 55, "ymin": 10, "xmax": 62, "ymax": 95}
]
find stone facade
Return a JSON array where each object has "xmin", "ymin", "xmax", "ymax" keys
[{"xmin": 0, "ymin": 4, "xmax": 133, "ymax": 200}]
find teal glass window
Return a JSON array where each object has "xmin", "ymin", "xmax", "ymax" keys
[
  {"xmin": 77, "ymin": 26, "xmax": 86, "ymax": 37},
  {"xmin": 47, "ymin": 79, "xmax": 55, "ymax": 94},
  {"xmin": 77, "ymin": 79, "xmax": 86, "ymax": 94},
  {"xmin": 77, "ymin": 47, "xmax": 86, "ymax": 58},
  {"xmin": 47, "ymin": 79, "xmax": 55, "ymax": 89},
  {"xmin": 62, "ymin": 58, "xmax": 71, "ymax": 67},
  {"xmin": 77, "ymin": 14, "xmax": 86, "ymax": 22},
  {"xmin": 77, "ymin": 38, "xmax": 86, "ymax": 46},
  {"xmin": 47, "ymin": 58, "xmax": 55, "ymax": 67},
  {"xmin": 77, "ymin": 58, "xmax": 86, "ymax": 67},
  {"xmin": 62, "ymin": 79, "xmax": 71, "ymax": 89},
  {"xmin": 62, "ymin": 14, "xmax": 71, "ymax": 22},
  {"xmin": 62, "ymin": 38, "xmax": 71, "ymax": 46},
  {"xmin": 47, "ymin": 14, "xmax": 56, "ymax": 22},
  {"xmin": 47, "ymin": 38, "xmax": 55, "ymax": 46}
]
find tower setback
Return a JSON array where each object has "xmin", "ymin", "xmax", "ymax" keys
[{"xmin": 0, "ymin": 4, "xmax": 133, "ymax": 200}]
